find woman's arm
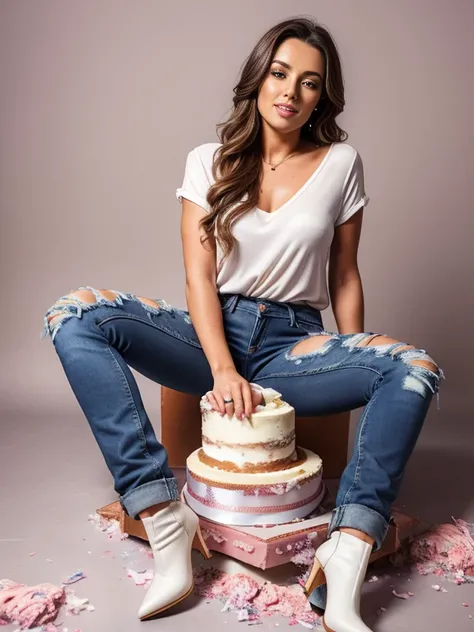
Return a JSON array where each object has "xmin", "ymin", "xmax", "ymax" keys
[
  {"xmin": 328, "ymin": 210, "xmax": 365, "ymax": 334},
  {"xmin": 181, "ymin": 199, "xmax": 235, "ymax": 374},
  {"xmin": 180, "ymin": 198, "xmax": 261, "ymax": 419}
]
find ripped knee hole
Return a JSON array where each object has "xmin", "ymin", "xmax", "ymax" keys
[
  {"xmin": 47, "ymin": 288, "xmax": 159, "ymax": 322},
  {"xmin": 290, "ymin": 333, "xmax": 440, "ymax": 375}
]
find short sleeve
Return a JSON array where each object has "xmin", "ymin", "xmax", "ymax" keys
[
  {"xmin": 335, "ymin": 151, "xmax": 370, "ymax": 226},
  {"xmin": 175, "ymin": 147, "xmax": 211, "ymax": 212}
]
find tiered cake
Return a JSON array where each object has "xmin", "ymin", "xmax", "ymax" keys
[{"xmin": 183, "ymin": 384, "xmax": 324, "ymax": 526}]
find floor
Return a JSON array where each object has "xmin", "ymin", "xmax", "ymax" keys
[{"xmin": 1, "ymin": 410, "xmax": 473, "ymax": 632}]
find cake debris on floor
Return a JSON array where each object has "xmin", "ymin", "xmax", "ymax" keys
[
  {"xmin": 5, "ymin": 509, "xmax": 474, "ymax": 629},
  {"xmin": 0, "ymin": 578, "xmax": 94, "ymax": 631},
  {"xmin": 392, "ymin": 590, "xmax": 415, "ymax": 599},
  {"xmin": 390, "ymin": 517, "xmax": 474, "ymax": 583},
  {"xmin": 193, "ymin": 566, "xmax": 320, "ymax": 628},
  {"xmin": 61, "ymin": 571, "xmax": 86, "ymax": 586},
  {"xmin": 87, "ymin": 512, "xmax": 128, "ymax": 541}
]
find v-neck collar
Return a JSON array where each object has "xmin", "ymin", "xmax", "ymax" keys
[{"xmin": 255, "ymin": 142, "xmax": 336, "ymax": 217}]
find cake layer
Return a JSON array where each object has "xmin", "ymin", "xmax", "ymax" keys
[
  {"xmin": 187, "ymin": 446, "xmax": 322, "ymax": 487},
  {"xmin": 184, "ymin": 447, "xmax": 324, "ymax": 526},
  {"xmin": 198, "ymin": 447, "xmax": 298, "ymax": 473},
  {"xmin": 200, "ymin": 385, "xmax": 296, "ymax": 471}
]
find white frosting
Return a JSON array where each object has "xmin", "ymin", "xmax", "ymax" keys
[
  {"xmin": 202, "ymin": 443, "xmax": 295, "ymax": 467},
  {"xmin": 200, "ymin": 385, "xmax": 295, "ymax": 467}
]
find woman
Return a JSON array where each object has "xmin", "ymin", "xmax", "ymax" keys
[{"xmin": 43, "ymin": 17, "xmax": 443, "ymax": 631}]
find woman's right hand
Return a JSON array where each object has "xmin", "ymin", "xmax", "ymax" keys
[{"xmin": 206, "ymin": 367, "xmax": 264, "ymax": 420}]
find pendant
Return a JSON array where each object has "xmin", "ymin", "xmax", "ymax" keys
[{"xmin": 271, "ymin": 166, "xmax": 276, "ymax": 171}]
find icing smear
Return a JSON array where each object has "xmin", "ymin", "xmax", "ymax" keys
[
  {"xmin": 250, "ymin": 384, "xmax": 286, "ymax": 410},
  {"xmin": 200, "ymin": 384, "xmax": 289, "ymax": 414}
]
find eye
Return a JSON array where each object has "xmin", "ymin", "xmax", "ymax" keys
[{"xmin": 271, "ymin": 71, "xmax": 319, "ymax": 90}]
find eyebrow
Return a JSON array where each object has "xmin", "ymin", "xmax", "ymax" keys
[{"xmin": 272, "ymin": 59, "xmax": 322, "ymax": 80}]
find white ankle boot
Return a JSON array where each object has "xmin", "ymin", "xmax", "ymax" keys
[
  {"xmin": 138, "ymin": 501, "xmax": 211, "ymax": 620},
  {"xmin": 304, "ymin": 531, "xmax": 373, "ymax": 632}
]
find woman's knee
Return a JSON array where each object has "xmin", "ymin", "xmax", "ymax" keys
[
  {"xmin": 43, "ymin": 286, "xmax": 172, "ymax": 342},
  {"xmin": 356, "ymin": 334, "xmax": 441, "ymax": 377},
  {"xmin": 43, "ymin": 286, "xmax": 125, "ymax": 342},
  {"xmin": 290, "ymin": 331, "xmax": 441, "ymax": 377}
]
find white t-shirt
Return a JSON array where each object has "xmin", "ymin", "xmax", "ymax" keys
[{"xmin": 176, "ymin": 141, "xmax": 369, "ymax": 311}]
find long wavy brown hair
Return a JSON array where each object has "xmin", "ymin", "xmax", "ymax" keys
[{"xmin": 200, "ymin": 17, "xmax": 348, "ymax": 260}]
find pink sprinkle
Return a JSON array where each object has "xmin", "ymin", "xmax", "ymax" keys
[
  {"xmin": 462, "ymin": 603, "xmax": 469, "ymax": 607},
  {"xmin": 28, "ymin": 552, "xmax": 36, "ymax": 557}
]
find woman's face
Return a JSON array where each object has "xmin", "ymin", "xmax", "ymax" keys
[{"xmin": 257, "ymin": 38, "xmax": 325, "ymax": 134}]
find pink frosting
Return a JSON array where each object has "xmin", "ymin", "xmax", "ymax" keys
[
  {"xmin": 193, "ymin": 566, "xmax": 319, "ymax": 626},
  {"xmin": 391, "ymin": 518, "xmax": 474, "ymax": 583},
  {"xmin": 0, "ymin": 579, "xmax": 65, "ymax": 628}
]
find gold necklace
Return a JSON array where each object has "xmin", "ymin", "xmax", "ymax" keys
[{"xmin": 262, "ymin": 150, "xmax": 298, "ymax": 171}]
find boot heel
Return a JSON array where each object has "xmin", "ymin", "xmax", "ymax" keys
[
  {"xmin": 192, "ymin": 524, "xmax": 212, "ymax": 559},
  {"xmin": 322, "ymin": 618, "xmax": 335, "ymax": 632},
  {"xmin": 304, "ymin": 557, "xmax": 326, "ymax": 595}
]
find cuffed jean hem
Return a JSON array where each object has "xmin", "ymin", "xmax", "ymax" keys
[
  {"xmin": 119, "ymin": 477, "xmax": 180, "ymax": 519},
  {"xmin": 327, "ymin": 503, "xmax": 390, "ymax": 552}
]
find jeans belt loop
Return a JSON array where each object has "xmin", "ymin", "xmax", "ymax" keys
[
  {"xmin": 287, "ymin": 304, "xmax": 297, "ymax": 327},
  {"xmin": 228, "ymin": 294, "xmax": 239, "ymax": 313}
]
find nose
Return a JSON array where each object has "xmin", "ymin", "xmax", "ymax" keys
[{"xmin": 284, "ymin": 84, "xmax": 298, "ymax": 101}]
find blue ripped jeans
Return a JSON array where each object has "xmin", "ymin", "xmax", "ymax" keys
[{"xmin": 43, "ymin": 288, "xmax": 443, "ymax": 607}]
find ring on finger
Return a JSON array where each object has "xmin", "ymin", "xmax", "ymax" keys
[{"xmin": 223, "ymin": 397, "xmax": 234, "ymax": 404}]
